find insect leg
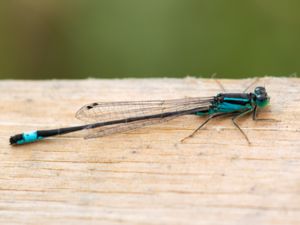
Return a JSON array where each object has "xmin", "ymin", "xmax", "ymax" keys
[
  {"xmin": 211, "ymin": 73, "xmax": 226, "ymax": 92},
  {"xmin": 215, "ymin": 79, "xmax": 226, "ymax": 92},
  {"xmin": 181, "ymin": 113, "xmax": 227, "ymax": 143},
  {"xmin": 231, "ymin": 109, "xmax": 253, "ymax": 144},
  {"xmin": 243, "ymin": 78, "xmax": 260, "ymax": 93},
  {"xmin": 252, "ymin": 105, "xmax": 279, "ymax": 122}
]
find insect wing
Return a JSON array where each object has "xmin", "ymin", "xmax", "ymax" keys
[
  {"xmin": 84, "ymin": 114, "xmax": 178, "ymax": 139},
  {"xmin": 76, "ymin": 97, "xmax": 213, "ymax": 123}
]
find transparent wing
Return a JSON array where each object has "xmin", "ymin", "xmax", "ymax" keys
[
  {"xmin": 76, "ymin": 97, "xmax": 213, "ymax": 123},
  {"xmin": 84, "ymin": 105, "xmax": 208, "ymax": 139},
  {"xmin": 84, "ymin": 115, "xmax": 177, "ymax": 139}
]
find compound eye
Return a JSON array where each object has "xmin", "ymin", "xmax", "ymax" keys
[
  {"xmin": 256, "ymin": 94, "xmax": 267, "ymax": 102},
  {"xmin": 254, "ymin": 86, "xmax": 266, "ymax": 95},
  {"xmin": 256, "ymin": 94, "xmax": 263, "ymax": 101}
]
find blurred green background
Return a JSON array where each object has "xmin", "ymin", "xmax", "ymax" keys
[{"xmin": 0, "ymin": 0, "xmax": 299, "ymax": 79}]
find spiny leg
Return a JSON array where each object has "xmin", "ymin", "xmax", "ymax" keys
[
  {"xmin": 232, "ymin": 110, "xmax": 253, "ymax": 144},
  {"xmin": 211, "ymin": 73, "xmax": 226, "ymax": 92},
  {"xmin": 215, "ymin": 79, "xmax": 226, "ymax": 92},
  {"xmin": 252, "ymin": 106, "xmax": 279, "ymax": 122},
  {"xmin": 252, "ymin": 105, "xmax": 257, "ymax": 120},
  {"xmin": 243, "ymin": 77, "xmax": 260, "ymax": 93},
  {"xmin": 181, "ymin": 113, "xmax": 226, "ymax": 143}
]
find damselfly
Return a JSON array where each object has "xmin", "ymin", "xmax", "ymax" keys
[{"xmin": 10, "ymin": 86, "xmax": 270, "ymax": 145}]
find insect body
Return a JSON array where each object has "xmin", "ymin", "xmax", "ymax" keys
[
  {"xmin": 184, "ymin": 86, "xmax": 270, "ymax": 142},
  {"xmin": 10, "ymin": 87, "xmax": 270, "ymax": 145}
]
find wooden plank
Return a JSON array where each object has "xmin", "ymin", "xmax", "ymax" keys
[{"xmin": 0, "ymin": 77, "xmax": 299, "ymax": 225}]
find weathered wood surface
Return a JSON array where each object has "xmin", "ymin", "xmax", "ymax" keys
[{"xmin": 0, "ymin": 77, "xmax": 299, "ymax": 225}]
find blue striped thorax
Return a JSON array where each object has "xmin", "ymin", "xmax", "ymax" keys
[
  {"xmin": 195, "ymin": 87, "xmax": 270, "ymax": 116},
  {"xmin": 211, "ymin": 93, "xmax": 253, "ymax": 114}
]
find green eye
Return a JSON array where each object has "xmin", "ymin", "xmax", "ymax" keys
[{"xmin": 256, "ymin": 97, "xmax": 270, "ymax": 108}]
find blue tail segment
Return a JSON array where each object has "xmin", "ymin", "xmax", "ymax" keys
[
  {"xmin": 10, "ymin": 125, "xmax": 88, "ymax": 145},
  {"xmin": 10, "ymin": 131, "xmax": 43, "ymax": 145}
]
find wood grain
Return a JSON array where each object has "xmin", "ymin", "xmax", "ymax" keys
[{"xmin": 0, "ymin": 77, "xmax": 299, "ymax": 225}]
